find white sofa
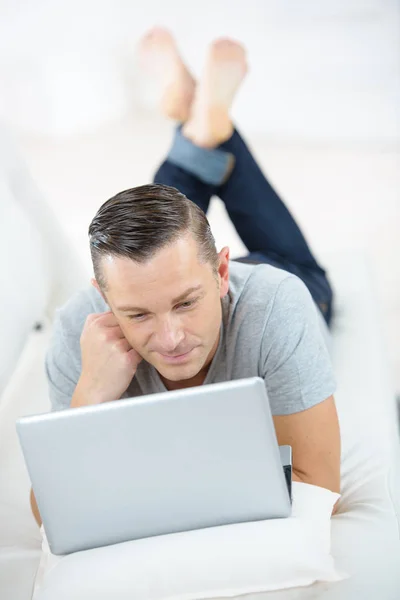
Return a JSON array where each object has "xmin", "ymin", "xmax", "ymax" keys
[
  {"xmin": 0, "ymin": 128, "xmax": 399, "ymax": 600},
  {"xmin": 0, "ymin": 126, "xmax": 86, "ymax": 599}
]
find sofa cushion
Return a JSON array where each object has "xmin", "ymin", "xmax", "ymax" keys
[{"xmin": 0, "ymin": 175, "xmax": 48, "ymax": 396}]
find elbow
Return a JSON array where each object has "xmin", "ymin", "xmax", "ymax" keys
[
  {"xmin": 30, "ymin": 489, "xmax": 42, "ymax": 528},
  {"xmin": 292, "ymin": 466, "xmax": 341, "ymax": 495}
]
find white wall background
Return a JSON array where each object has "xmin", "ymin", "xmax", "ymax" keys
[
  {"xmin": 1, "ymin": 0, "xmax": 400, "ymax": 140},
  {"xmin": 1, "ymin": 0, "xmax": 400, "ymax": 388}
]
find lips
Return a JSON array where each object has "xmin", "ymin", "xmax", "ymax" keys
[
  {"xmin": 158, "ymin": 348, "xmax": 195, "ymax": 363},
  {"xmin": 162, "ymin": 350, "xmax": 191, "ymax": 358}
]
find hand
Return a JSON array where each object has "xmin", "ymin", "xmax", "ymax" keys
[{"xmin": 73, "ymin": 311, "xmax": 142, "ymax": 407}]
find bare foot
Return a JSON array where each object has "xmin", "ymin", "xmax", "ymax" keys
[
  {"xmin": 183, "ymin": 39, "xmax": 248, "ymax": 147},
  {"xmin": 138, "ymin": 27, "xmax": 195, "ymax": 122}
]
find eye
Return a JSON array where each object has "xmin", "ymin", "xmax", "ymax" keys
[
  {"xmin": 177, "ymin": 299, "xmax": 196, "ymax": 309},
  {"xmin": 127, "ymin": 313, "xmax": 146, "ymax": 321}
]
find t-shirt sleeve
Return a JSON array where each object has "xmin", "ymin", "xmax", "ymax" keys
[
  {"xmin": 260, "ymin": 275, "xmax": 336, "ymax": 416},
  {"xmin": 45, "ymin": 309, "xmax": 81, "ymax": 411}
]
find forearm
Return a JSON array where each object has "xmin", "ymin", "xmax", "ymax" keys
[
  {"xmin": 292, "ymin": 462, "xmax": 340, "ymax": 493},
  {"xmin": 30, "ymin": 489, "xmax": 42, "ymax": 527},
  {"xmin": 70, "ymin": 378, "xmax": 114, "ymax": 408},
  {"xmin": 70, "ymin": 373, "xmax": 134, "ymax": 408},
  {"xmin": 274, "ymin": 396, "xmax": 341, "ymax": 493},
  {"xmin": 70, "ymin": 380, "xmax": 91, "ymax": 408}
]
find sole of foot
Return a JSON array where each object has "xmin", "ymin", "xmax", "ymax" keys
[
  {"xmin": 138, "ymin": 27, "xmax": 195, "ymax": 122},
  {"xmin": 183, "ymin": 38, "xmax": 248, "ymax": 147}
]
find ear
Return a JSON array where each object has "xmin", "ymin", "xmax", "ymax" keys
[
  {"xmin": 91, "ymin": 278, "xmax": 108, "ymax": 304},
  {"xmin": 217, "ymin": 246, "xmax": 230, "ymax": 299}
]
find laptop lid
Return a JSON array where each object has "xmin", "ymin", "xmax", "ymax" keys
[{"xmin": 17, "ymin": 376, "xmax": 291, "ymax": 555}]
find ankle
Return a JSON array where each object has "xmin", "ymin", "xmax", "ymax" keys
[{"xmin": 183, "ymin": 106, "xmax": 233, "ymax": 148}]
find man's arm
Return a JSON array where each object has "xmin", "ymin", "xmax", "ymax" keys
[
  {"xmin": 30, "ymin": 489, "xmax": 42, "ymax": 527},
  {"xmin": 273, "ymin": 395, "xmax": 341, "ymax": 510},
  {"xmin": 30, "ymin": 310, "xmax": 142, "ymax": 527}
]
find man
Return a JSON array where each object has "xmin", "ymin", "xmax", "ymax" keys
[{"xmin": 31, "ymin": 30, "xmax": 340, "ymax": 526}]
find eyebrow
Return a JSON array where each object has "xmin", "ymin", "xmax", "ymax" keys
[{"xmin": 116, "ymin": 285, "xmax": 204, "ymax": 313}]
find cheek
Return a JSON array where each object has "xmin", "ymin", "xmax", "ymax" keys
[
  {"xmin": 120, "ymin": 322, "xmax": 149, "ymax": 349},
  {"xmin": 194, "ymin": 298, "xmax": 221, "ymax": 332}
]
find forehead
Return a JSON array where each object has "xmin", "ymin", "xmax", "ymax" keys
[{"xmin": 101, "ymin": 236, "xmax": 212, "ymax": 301}]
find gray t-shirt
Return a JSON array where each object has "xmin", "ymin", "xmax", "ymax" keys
[{"xmin": 46, "ymin": 262, "xmax": 336, "ymax": 415}]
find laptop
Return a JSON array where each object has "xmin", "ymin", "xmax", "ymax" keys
[{"xmin": 17, "ymin": 376, "xmax": 292, "ymax": 555}]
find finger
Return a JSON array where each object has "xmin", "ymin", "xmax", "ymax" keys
[
  {"xmin": 90, "ymin": 311, "xmax": 121, "ymax": 328},
  {"xmin": 86, "ymin": 311, "xmax": 112, "ymax": 323},
  {"xmin": 115, "ymin": 338, "xmax": 133, "ymax": 352},
  {"xmin": 127, "ymin": 347, "xmax": 143, "ymax": 363}
]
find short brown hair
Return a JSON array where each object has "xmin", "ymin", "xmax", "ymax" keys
[{"xmin": 88, "ymin": 184, "xmax": 218, "ymax": 290}]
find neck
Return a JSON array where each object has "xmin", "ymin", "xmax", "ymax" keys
[{"xmin": 161, "ymin": 369, "xmax": 208, "ymax": 391}]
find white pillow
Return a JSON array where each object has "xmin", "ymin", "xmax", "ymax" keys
[{"xmin": 34, "ymin": 483, "xmax": 345, "ymax": 600}]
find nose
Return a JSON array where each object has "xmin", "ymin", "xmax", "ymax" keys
[{"xmin": 154, "ymin": 317, "xmax": 185, "ymax": 354}]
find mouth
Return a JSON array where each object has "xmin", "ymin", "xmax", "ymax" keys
[{"xmin": 158, "ymin": 348, "xmax": 195, "ymax": 364}]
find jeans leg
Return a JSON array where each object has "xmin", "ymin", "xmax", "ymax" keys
[
  {"xmin": 218, "ymin": 130, "xmax": 319, "ymax": 270},
  {"xmin": 218, "ymin": 129, "xmax": 333, "ymax": 325},
  {"xmin": 153, "ymin": 134, "xmax": 217, "ymax": 214}
]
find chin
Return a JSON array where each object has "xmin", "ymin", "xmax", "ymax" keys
[
  {"xmin": 157, "ymin": 364, "xmax": 200, "ymax": 382},
  {"xmin": 154, "ymin": 354, "xmax": 207, "ymax": 381}
]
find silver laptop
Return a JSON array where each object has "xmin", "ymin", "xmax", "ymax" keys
[{"xmin": 17, "ymin": 376, "xmax": 292, "ymax": 555}]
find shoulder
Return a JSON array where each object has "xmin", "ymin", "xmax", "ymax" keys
[
  {"xmin": 45, "ymin": 286, "xmax": 108, "ymax": 411},
  {"xmin": 228, "ymin": 261, "xmax": 305, "ymax": 317},
  {"xmin": 47, "ymin": 284, "xmax": 108, "ymax": 379},
  {"xmin": 225, "ymin": 262, "xmax": 335, "ymax": 416},
  {"xmin": 226, "ymin": 261, "xmax": 322, "ymax": 344}
]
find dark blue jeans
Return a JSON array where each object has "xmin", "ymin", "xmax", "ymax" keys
[{"xmin": 154, "ymin": 128, "xmax": 333, "ymax": 326}]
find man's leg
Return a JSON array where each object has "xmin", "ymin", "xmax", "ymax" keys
[
  {"xmin": 217, "ymin": 129, "xmax": 334, "ymax": 323},
  {"xmin": 153, "ymin": 159, "xmax": 214, "ymax": 215},
  {"xmin": 218, "ymin": 129, "xmax": 320, "ymax": 271},
  {"xmin": 141, "ymin": 32, "xmax": 333, "ymax": 323},
  {"xmin": 140, "ymin": 28, "xmax": 215, "ymax": 215},
  {"xmin": 179, "ymin": 39, "xmax": 333, "ymax": 324}
]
